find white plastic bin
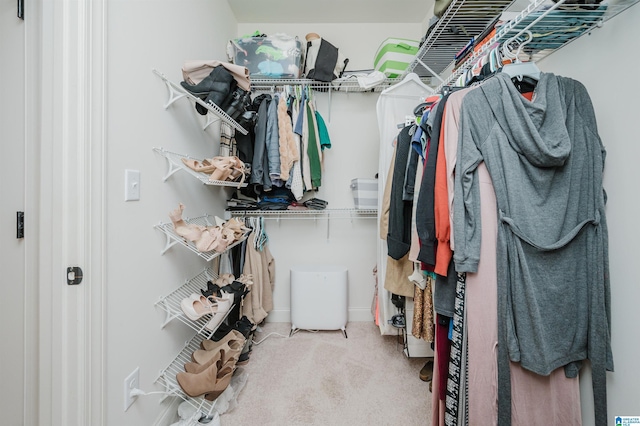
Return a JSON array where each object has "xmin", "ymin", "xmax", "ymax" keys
[{"xmin": 290, "ymin": 265, "xmax": 348, "ymax": 337}]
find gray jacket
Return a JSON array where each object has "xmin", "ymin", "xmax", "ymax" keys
[{"xmin": 454, "ymin": 72, "xmax": 612, "ymax": 426}]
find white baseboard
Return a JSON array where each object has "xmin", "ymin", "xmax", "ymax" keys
[
  {"xmin": 152, "ymin": 396, "xmax": 181, "ymax": 426},
  {"xmin": 265, "ymin": 308, "xmax": 374, "ymax": 323}
]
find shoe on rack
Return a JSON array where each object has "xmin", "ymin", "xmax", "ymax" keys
[
  {"xmin": 222, "ymin": 217, "xmax": 251, "ymax": 241},
  {"xmin": 180, "ymin": 66, "xmax": 235, "ymax": 98},
  {"xmin": 223, "ymin": 87, "xmax": 252, "ymax": 121},
  {"xmin": 195, "ymin": 226, "xmax": 223, "ymax": 253},
  {"xmin": 186, "ymin": 331, "xmax": 244, "ymax": 374},
  {"xmin": 200, "ymin": 280, "xmax": 221, "ymax": 298},
  {"xmin": 195, "ymin": 332, "xmax": 244, "ymax": 365},
  {"xmin": 203, "ymin": 363, "xmax": 235, "ymax": 401},
  {"xmin": 176, "ymin": 357, "xmax": 235, "ymax": 399},
  {"xmin": 180, "ymin": 293, "xmax": 217, "ymax": 322},
  {"xmin": 184, "ymin": 346, "xmax": 223, "ymax": 374},
  {"xmin": 211, "ymin": 227, "xmax": 235, "ymax": 253},
  {"xmin": 169, "ymin": 203, "xmax": 205, "ymax": 242},
  {"xmin": 181, "ymin": 158, "xmax": 217, "ymax": 174},
  {"xmin": 204, "ymin": 294, "xmax": 233, "ymax": 331},
  {"xmin": 210, "ymin": 315, "xmax": 255, "ymax": 341}
]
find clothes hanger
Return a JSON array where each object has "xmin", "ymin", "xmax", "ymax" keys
[
  {"xmin": 500, "ymin": 30, "xmax": 541, "ymax": 82},
  {"xmin": 381, "ymin": 72, "xmax": 434, "ymax": 97}
]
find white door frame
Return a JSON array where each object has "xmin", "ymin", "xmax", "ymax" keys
[{"xmin": 35, "ymin": 0, "xmax": 106, "ymax": 424}]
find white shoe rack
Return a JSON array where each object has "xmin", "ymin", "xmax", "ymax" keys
[
  {"xmin": 156, "ymin": 331, "xmax": 222, "ymax": 418},
  {"xmin": 155, "ymin": 266, "xmax": 236, "ymax": 333},
  {"xmin": 153, "ymin": 147, "xmax": 248, "ymax": 188},
  {"xmin": 153, "ymin": 68, "xmax": 248, "ymax": 135},
  {"xmin": 154, "ymin": 214, "xmax": 249, "ymax": 262}
]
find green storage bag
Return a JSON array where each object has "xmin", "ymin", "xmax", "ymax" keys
[{"xmin": 373, "ymin": 38, "xmax": 420, "ymax": 78}]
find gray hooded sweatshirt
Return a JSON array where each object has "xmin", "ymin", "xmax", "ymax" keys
[{"xmin": 453, "ymin": 72, "xmax": 612, "ymax": 426}]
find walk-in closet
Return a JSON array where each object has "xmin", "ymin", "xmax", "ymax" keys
[{"xmin": 1, "ymin": 0, "xmax": 639, "ymax": 425}]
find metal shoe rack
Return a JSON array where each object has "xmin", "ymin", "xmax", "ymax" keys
[
  {"xmin": 153, "ymin": 69, "xmax": 248, "ymax": 135},
  {"xmin": 154, "ymin": 214, "xmax": 250, "ymax": 262},
  {"xmin": 156, "ymin": 331, "xmax": 227, "ymax": 419},
  {"xmin": 155, "ymin": 266, "xmax": 236, "ymax": 332},
  {"xmin": 153, "ymin": 147, "xmax": 248, "ymax": 188},
  {"xmin": 154, "ymin": 267, "xmax": 240, "ymax": 417},
  {"xmin": 153, "ymin": 65, "xmax": 253, "ymax": 423}
]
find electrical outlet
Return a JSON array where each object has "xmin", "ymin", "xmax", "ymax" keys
[{"xmin": 123, "ymin": 367, "xmax": 140, "ymax": 411}]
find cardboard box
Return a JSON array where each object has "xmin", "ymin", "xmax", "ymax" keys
[{"xmin": 350, "ymin": 178, "xmax": 378, "ymax": 209}]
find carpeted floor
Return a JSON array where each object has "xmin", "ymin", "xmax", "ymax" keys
[{"xmin": 220, "ymin": 321, "xmax": 432, "ymax": 426}]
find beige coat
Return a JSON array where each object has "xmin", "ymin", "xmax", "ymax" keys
[
  {"xmin": 380, "ymin": 143, "xmax": 415, "ymax": 298},
  {"xmin": 241, "ymin": 232, "xmax": 276, "ymax": 324}
]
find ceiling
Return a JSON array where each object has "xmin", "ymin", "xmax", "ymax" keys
[{"xmin": 226, "ymin": 0, "xmax": 434, "ymax": 23}]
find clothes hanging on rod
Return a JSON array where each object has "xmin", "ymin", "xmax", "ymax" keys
[
  {"xmin": 418, "ymin": 71, "xmax": 611, "ymax": 426},
  {"xmin": 376, "ymin": 73, "xmax": 433, "ymax": 336},
  {"xmin": 244, "ymin": 87, "xmax": 332, "ymax": 204}
]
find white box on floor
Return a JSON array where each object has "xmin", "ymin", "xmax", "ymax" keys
[{"xmin": 290, "ymin": 265, "xmax": 348, "ymax": 337}]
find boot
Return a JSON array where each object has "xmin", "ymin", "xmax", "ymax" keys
[
  {"xmin": 223, "ymin": 88, "xmax": 252, "ymax": 121},
  {"xmin": 180, "ymin": 66, "xmax": 234, "ymax": 97},
  {"xmin": 176, "ymin": 358, "xmax": 237, "ymax": 400}
]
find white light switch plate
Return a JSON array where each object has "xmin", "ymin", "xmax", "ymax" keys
[{"xmin": 125, "ymin": 169, "xmax": 140, "ymax": 201}]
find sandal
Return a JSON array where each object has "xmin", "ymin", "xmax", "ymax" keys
[
  {"xmin": 169, "ymin": 203, "xmax": 205, "ymax": 242},
  {"xmin": 212, "ymin": 226, "xmax": 235, "ymax": 252},
  {"xmin": 209, "ymin": 158, "xmax": 234, "ymax": 182},
  {"xmin": 181, "ymin": 158, "xmax": 217, "ymax": 173},
  {"xmin": 195, "ymin": 226, "xmax": 223, "ymax": 253},
  {"xmin": 222, "ymin": 217, "xmax": 250, "ymax": 240}
]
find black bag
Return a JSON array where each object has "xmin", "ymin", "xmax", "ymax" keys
[{"xmin": 303, "ymin": 33, "xmax": 349, "ymax": 82}]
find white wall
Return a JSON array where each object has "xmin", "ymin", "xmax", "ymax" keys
[
  {"xmin": 538, "ymin": 4, "xmax": 640, "ymax": 424},
  {"xmin": 102, "ymin": 6, "xmax": 423, "ymax": 423},
  {"xmin": 236, "ymin": 22, "xmax": 423, "ymax": 323},
  {"xmin": 106, "ymin": 1, "xmax": 238, "ymax": 424}
]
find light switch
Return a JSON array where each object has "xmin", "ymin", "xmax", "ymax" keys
[{"xmin": 125, "ymin": 169, "xmax": 140, "ymax": 201}]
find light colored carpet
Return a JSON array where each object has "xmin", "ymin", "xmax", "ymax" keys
[{"xmin": 220, "ymin": 321, "xmax": 432, "ymax": 426}]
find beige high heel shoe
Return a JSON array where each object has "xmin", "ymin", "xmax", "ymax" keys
[
  {"xmin": 185, "ymin": 330, "xmax": 244, "ymax": 374},
  {"xmin": 204, "ymin": 294, "xmax": 233, "ymax": 331},
  {"xmin": 176, "ymin": 357, "xmax": 231, "ymax": 399},
  {"xmin": 204, "ymin": 362, "xmax": 235, "ymax": 401},
  {"xmin": 181, "ymin": 157, "xmax": 217, "ymax": 173},
  {"xmin": 222, "ymin": 217, "xmax": 251, "ymax": 241},
  {"xmin": 208, "ymin": 157, "xmax": 235, "ymax": 182},
  {"xmin": 168, "ymin": 203, "xmax": 205, "ymax": 242},
  {"xmin": 180, "ymin": 293, "xmax": 217, "ymax": 321},
  {"xmin": 195, "ymin": 226, "xmax": 224, "ymax": 253}
]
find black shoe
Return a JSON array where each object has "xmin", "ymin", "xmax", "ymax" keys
[
  {"xmin": 180, "ymin": 66, "xmax": 234, "ymax": 97},
  {"xmin": 224, "ymin": 88, "xmax": 252, "ymax": 121},
  {"xmin": 210, "ymin": 316, "xmax": 254, "ymax": 341},
  {"xmin": 389, "ymin": 314, "xmax": 405, "ymax": 328},
  {"xmin": 200, "ymin": 280, "xmax": 222, "ymax": 298}
]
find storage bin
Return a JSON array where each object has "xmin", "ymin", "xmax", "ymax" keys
[
  {"xmin": 350, "ymin": 178, "xmax": 378, "ymax": 209},
  {"xmin": 373, "ymin": 38, "xmax": 420, "ymax": 78},
  {"xmin": 229, "ymin": 34, "xmax": 302, "ymax": 78}
]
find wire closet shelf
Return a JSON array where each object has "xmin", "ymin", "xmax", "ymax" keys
[
  {"xmin": 153, "ymin": 147, "xmax": 248, "ymax": 188},
  {"xmin": 403, "ymin": 0, "xmax": 639, "ymax": 90},
  {"xmin": 154, "ymin": 214, "xmax": 250, "ymax": 262}
]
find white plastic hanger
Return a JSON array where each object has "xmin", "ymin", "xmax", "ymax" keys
[
  {"xmin": 381, "ymin": 72, "xmax": 434, "ymax": 98},
  {"xmin": 501, "ymin": 30, "xmax": 541, "ymax": 81}
]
